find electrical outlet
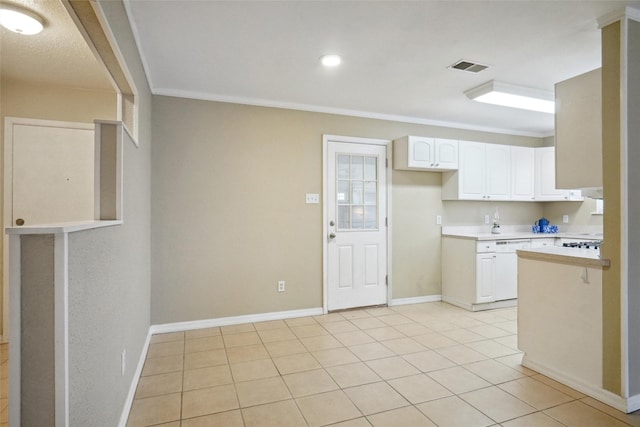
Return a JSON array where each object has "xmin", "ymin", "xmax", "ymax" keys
[
  {"xmin": 305, "ymin": 194, "xmax": 320, "ymax": 204},
  {"xmin": 563, "ymin": 214, "xmax": 569, "ymax": 223},
  {"xmin": 484, "ymin": 215, "xmax": 490, "ymax": 225},
  {"xmin": 278, "ymin": 280, "xmax": 285, "ymax": 292},
  {"xmin": 121, "ymin": 349, "xmax": 126, "ymax": 376},
  {"xmin": 436, "ymin": 215, "xmax": 442, "ymax": 225}
]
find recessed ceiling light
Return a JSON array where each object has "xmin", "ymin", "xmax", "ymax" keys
[
  {"xmin": 320, "ymin": 54, "xmax": 342, "ymax": 67},
  {"xmin": 465, "ymin": 80, "xmax": 555, "ymax": 114},
  {"xmin": 0, "ymin": 3, "xmax": 44, "ymax": 35}
]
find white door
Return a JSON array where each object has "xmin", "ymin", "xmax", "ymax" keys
[{"xmin": 326, "ymin": 141, "xmax": 388, "ymax": 311}]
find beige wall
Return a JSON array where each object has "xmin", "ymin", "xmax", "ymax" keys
[
  {"xmin": 602, "ymin": 20, "xmax": 622, "ymax": 395},
  {"xmin": 151, "ymin": 95, "xmax": 553, "ymax": 323},
  {"xmin": 543, "ymin": 199, "xmax": 602, "ymax": 229},
  {"xmin": 67, "ymin": 1, "xmax": 153, "ymax": 424},
  {"xmin": 0, "ymin": 78, "xmax": 117, "ymax": 337}
]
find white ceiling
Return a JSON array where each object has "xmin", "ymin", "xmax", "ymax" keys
[
  {"xmin": 124, "ymin": 0, "xmax": 640, "ymax": 137},
  {"xmin": 0, "ymin": 0, "xmax": 112, "ymax": 91},
  {"xmin": 3, "ymin": 1, "xmax": 639, "ymax": 138}
]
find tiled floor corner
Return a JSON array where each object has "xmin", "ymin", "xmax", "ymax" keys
[
  {"xmin": 4, "ymin": 302, "xmax": 639, "ymax": 426},
  {"xmin": 123, "ymin": 302, "xmax": 640, "ymax": 426}
]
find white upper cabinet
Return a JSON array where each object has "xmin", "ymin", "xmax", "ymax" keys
[
  {"xmin": 485, "ymin": 144, "xmax": 511, "ymax": 200},
  {"xmin": 535, "ymin": 147, "xmax": 565, "ymax": 200},
  {"xmin": 511, "ymin": 146, "xmax": 535, "ymax": 201},
  {"xmin": 393, "ymin": 136, "xmax": 458, "ymax": 171},
  {"xmin": 534, "ymin": 147, "xmax": 583, "ymax": 201},
  {"xmin": 442, "ymin": 141, "xmax": 510, "ymax": 200}
]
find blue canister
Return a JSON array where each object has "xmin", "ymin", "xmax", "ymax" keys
[{"xmin": 536, "ymin": 217, "xmax": 550, "ymax": 229}]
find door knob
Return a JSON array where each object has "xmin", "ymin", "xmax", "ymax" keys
[
  {"xmin": 329, "ymin": 233, "xmax": 336, "ymax": 239},
  {"xmin": 16, "ymin": 218, "xmax": 25, "ymax": 226}
]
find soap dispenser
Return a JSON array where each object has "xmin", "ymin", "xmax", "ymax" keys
[{"xmin": 491, "ymin": 208, "xmax": 501, "ymax": 234}]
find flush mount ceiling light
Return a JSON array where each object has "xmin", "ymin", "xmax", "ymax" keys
[
  {"xmin": 0, "ymin": 3, "xmax": 44, "ymax": 35},
  {"xmin": 320, "ymin": 54, "xmax": 342, "ymax": 67},
  {"xmin": 465, "ymin": 80, "xmax": 555, "ymax": 114}
]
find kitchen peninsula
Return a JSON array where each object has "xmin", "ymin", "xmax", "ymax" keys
[
  {"xmin": 516, "ymin": 244, "xmax": 614, "ymax": 408},
  {"xmin": 441, "ymin": 226, "xmax": 603, "ymax": 312}
]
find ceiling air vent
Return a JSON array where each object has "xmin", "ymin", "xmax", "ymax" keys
[{"xmin": 449, "ymin": 60, "xmax": 488, "ymax": 73}]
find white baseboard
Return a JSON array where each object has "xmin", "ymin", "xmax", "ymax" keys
[
  {"xmin": 523, "ymin": 355, "xmax": 640, "ymax": 413},
  {"xmin": 118, "ymin": 330, "xmax": 152, "ymax": 427},
  {"xmin": 441, "ymin": 296, "xmax": 517, "ymax": 312},
  {"xmin": 150, "ymin": 307, "xmax": 324, "ymax": 335},
  {"xmin": 627, "ymin": 393, "xmax": 640, "ymax": 413},
  {"xmin": 390, "ymin": 295, "xmax": 441, "ymax": 306}
]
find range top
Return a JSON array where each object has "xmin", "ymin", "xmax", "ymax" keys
[{"xmin": 562, "ymin": 241, "xmax": 602, "ymax": 250}]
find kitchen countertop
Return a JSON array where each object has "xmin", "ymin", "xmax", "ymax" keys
[
  {"xmin": 441, "ymin": 231, "xmax": 603, "ymax": 241},
  {"xmin": 517, "ymin": 247, "xmax": 610, "ymax": 268}
]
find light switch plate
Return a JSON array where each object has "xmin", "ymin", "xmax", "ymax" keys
[
  {"xmin": 563, "ymin": 214, "xmax": 569, "ymax": 223},
  {"xmin": 436, "ymin": 215, "xmax": 442, "ymax": 225},
  {"xmin": 306, "ymin": 193, "xmax": 320, "ymax": 204}
]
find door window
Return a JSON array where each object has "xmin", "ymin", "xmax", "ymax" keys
[{"xmin": 336, "ymin": 154, "xmax": 378, "ymax": 230}]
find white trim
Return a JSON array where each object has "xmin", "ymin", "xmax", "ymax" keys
[
  {"xmin": 150, "ymin": 307, "xmax": 324, "ymax": 335},
  {"xmin": 154, "ymin": 88, "xmax": 552, "ymax": 139},
  {"xmin": 2, "ymin": 117, "xmax": 95, "ymax": 341},
  {"xmin": 628, "ymin": 393, "xmax": 640, "ymax": 413},
  {"xmin": 90, "ymin": 1, "xmax": 140, "ymax": 144},
  {"xmin": 54, "ymin": 233, "xmax": 70, "ymax": 427},
  {"xmin": 442, "ymin": 295, "xmax": 517, "ymax": 312},
  {"xmin": 8, "ymin": 235, "xmax": 21, "ymax": 427},
  {"xmin": 598, "ymin": 6, "xmax": 640, "ymax": 28},
  {"xmin": 122, "ymin": 0, "xmax": 156, "ymax": 101},
  {"xmin": 322, "ymin": 135, "xmax": 392, "ymax": 314},
  {"xmin": 118, "ymin": 330, "xmax": 152, "ymax": 427},
  {"xmin": 385, "ymin": 142, "xmax": 393, "ymax": 307},
  {"xmin": 619, "ymin": 15, "xmax": 630, "ymax": 401},
  {"xmin": 390, "ymin": 295, "xmax": 442, "ymax": 306},
  {"xmin": 522, "ymin": 356, "xmax": 640, "ymax": 413}
]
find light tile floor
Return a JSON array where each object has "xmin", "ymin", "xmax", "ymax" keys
[
  {"xmin": 101, "ymin": 303, "xmax": 640, "ymax": 425},
  {"xmin": 1, "ymin": 342, "xmax": 7, "ymax": 427}
]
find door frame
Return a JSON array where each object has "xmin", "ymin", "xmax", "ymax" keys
[
  {"xmin": 2, "ymin": 117, "xmax": 95, "ymax": 341},
  {"xmin": 322, "ymin": 134, "xmax": 392, "ymax": 314}
]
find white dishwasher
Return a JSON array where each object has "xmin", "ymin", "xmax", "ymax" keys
[{"xmin": 494, "ymin": 239, "xmax": 530, "ymax": 301}]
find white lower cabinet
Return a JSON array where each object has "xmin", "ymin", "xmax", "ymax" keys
[
  {"xmin": 476, "ymin": 253, "xmax": 496, "ymax": 303},
  {"xmin": 443, "ymin": 237, "xmax": 532, "ymax": 311}
]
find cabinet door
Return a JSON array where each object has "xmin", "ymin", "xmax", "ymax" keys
[
  {"xmin": 494, "ymin": 253, "xmax": 518, "ymax": 301},
  {"xmin": 407, "ymin": 137, "xmax": 435, "ymax": 168},
  {"xmin": 535, "ymin": 147, "xmax": 566, "ymax": 200},
  {"xmin": 485, "ymin": 144, "xmax": 511, "ymax": 200},
  {"xmin": 511, "ymin": 146, "xmax": 535, "ymax": 201},
  {"xmin": 476, "ymin": 253, "xmax": 495, "ymax": 303},
  {"xmin": 434, "ymin": 139, "xmax": 458, "ymax": 170},
  {"xmin": 458, "ymin": 141, "xmax": 485, "ymax": 200}
]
